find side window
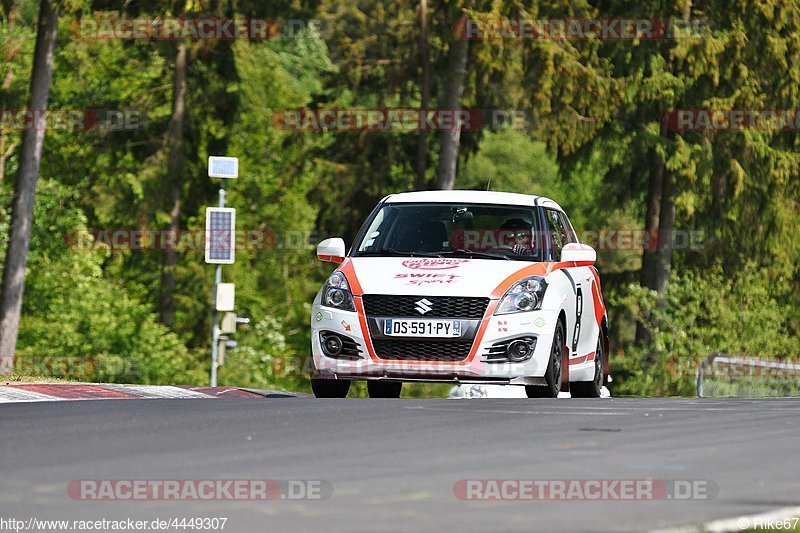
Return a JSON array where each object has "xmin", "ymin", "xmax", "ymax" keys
[
  {"xmin": 360, "ymin": 209, "xmax": 386, "ymax": 250},
  {"xmin": 545, "ymin": 209, "xmax": 565, "ymax": 260},
  {"xmin": 558, "ymin": 211, "xmax": 578, "ymax": 243}
]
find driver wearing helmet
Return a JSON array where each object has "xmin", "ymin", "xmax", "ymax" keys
[{"xmin": 500, "ymin": 217, "xmax": 534, "ymax": 255}]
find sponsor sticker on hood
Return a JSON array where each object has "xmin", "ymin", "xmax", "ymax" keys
[
  {"xmin": 349, "ymin": 257, "xmax": 533, "ymax": 297},
  {"xmin": 401, "ymin": 258, "xmax": 470, "ymax": 270},
  {"xmin": 395, "ymin": 272, "xmax": 461, "ymax": 286}
]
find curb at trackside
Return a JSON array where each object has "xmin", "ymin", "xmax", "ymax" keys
[{"xmin": 0, "ymin": 383, "xmax": 301, "ymax": 403}]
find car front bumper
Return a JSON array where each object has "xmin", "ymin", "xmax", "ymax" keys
[{"xmin": 310, "ymin": 298, "xmax": 561, "ymax": 385}]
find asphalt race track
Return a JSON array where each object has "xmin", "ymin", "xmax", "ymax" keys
[{"xmin": 1, "ymin": 397, "xmax": 798, "ymax": 532}]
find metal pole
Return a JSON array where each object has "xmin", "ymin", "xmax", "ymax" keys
[
  {"xmin": 210, "ymin": 184, "xmax": 226, "ymax": 387},
  {"xmin": 696, "ymin": 363, "xmax": 703, "ymax": 398}
]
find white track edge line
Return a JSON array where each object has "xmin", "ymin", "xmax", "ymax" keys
[{"xmin": 651, "ymin": 505, "xmax": 800, "ymax": 533}]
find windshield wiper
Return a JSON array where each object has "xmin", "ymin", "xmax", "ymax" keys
[
  {"xmin": 357, "ymin": 248, "xmax": 444, "ymax": 258},
  {"xmin": 441, "ymin": 249, "xmax": 512, "ymax": 260}
]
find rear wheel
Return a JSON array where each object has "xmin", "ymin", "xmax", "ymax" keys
[
  {"xmin": 311, "ymin": 379, "xmax": 350, "ymax": 398},
  {"xmin": 526, "ymin": 321, "xmax": 565, "ymax": 398},
  {"xmin": 571, "ymin": 334, "xmax": 604, "ymax": 398},
  {"xmin": 367, "ymin": 380, "xmax": 402, "ymax": 398}
]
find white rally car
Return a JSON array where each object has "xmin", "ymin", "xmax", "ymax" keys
[{"xmin": 309, "ymin": 190, "xmax": 609, "ymax": 398}]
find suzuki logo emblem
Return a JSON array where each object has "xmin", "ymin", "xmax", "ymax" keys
[{"xmin": 414, "ymin": 298, "xmax": 433, "ymax": 315}]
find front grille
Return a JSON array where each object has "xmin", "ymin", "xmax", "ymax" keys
[
  {"xmin": 362, "ymin": 295, "xmax": 489, "ymax": 319},
  {"xmin": 372, "ymin": 339, "xmax": 473, "ymax": 362}
]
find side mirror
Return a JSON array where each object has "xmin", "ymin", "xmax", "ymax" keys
[
  {"xmin": 316, "ymin": 238, "xmax": 346, "ymax": 263},
  {"xmin": 561, "ymin": 242, "xmax": 596, "ymax": 265}
]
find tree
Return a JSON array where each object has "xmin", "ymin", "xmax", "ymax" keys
[
  {"xmin": 0, "ymin": 0, "xmax": 57, "ymax": 372},
  {"xmin": 635, "ymin": 2, "xmax": 691, "ymax": 347},
  {"xmin": 434, "ymin": 21, "xmax": 469, "ymax": 190},
  {"xmin": 414, "ymin": 0, "xmax": 432, "ymax": 190},
  {"xmin": 158, "ymin": 41, "xmax": 188, "ymax": 327}
]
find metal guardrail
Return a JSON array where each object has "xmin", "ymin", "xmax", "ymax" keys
[{"xmin": 696, "ymin": 353, "xmax": 800, "ymax": 397}]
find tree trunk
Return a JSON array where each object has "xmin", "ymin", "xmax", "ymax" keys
[
  {"xmin": 1, "ymin": 0, "xmax": 14, "ymax": 28},
  {"xmin": 642, "ymin": 165, "xmax": 676, "ymax": 366},
  {"xmin": 0, "ymin": 0, "xmax": 58, "ymax": 373},
  {"xmin": 653, "ymin": 168, "xmax": 675, "ymax": 293},
  {"xmin": 414, "ymin": 0, "xmax": 431, "ymax": 191},
  {"xmin": 636, "ymin": 131, "xmax": 677, "ymax": 358},
  {"xmin": 434, "ymin": 32, "xmax": 469, "ymax": 190},
  {"xmin": 158, "ymin": 42, "xmax": 188, "ymax": 327},
  {"xmin": 635, "ymin": 127, "xmax": 665, "ymax": 346}
]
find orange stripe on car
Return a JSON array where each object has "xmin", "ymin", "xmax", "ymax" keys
[
  {"xmin": 490, "ymin": 261, "xmax": 580, "ymax": 298},
  {"xmin": 590, "ymin": 281, "xmax": 605, "ymax": 327},
  {"xmin": 464, "ymin": 300, "xmax": 499, "ymax": 363},
  {"xmin": 569, "ymin": 351, "xmax": 595, "ymax": 365},
  {"xmin": 588, "ymin": 268, "xmax": 605, "ymax": 326},
  {"xmin": 353, "ymin": 296, "xmax": 381, "ymax": 362},
  {"xmin": 590, "ymin": 268, "xmax": 605, "ymax": 308},
  {"xmin": 338, "ymin": 258, "xmax": 364, "ymax": 295},
  {"xmin": 490, "ymin": 262, "xmax": 550, "ymax": 299}
]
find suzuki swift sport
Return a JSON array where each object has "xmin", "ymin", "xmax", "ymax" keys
[{"xmin": 309, "ymin": 190, "xmax": 609, "ymax": 398}]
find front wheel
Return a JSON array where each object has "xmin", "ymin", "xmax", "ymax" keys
[
  {"xmin": 311, "ymin": 379, "xmax": 350, "ymax": 398},
  {"xmin": 571, "ymin": 334, "xmax": 604, "ymax": 398},
  {"xmin": 367, "ymin": 380, "xmax": 402, "ymax": 398},
  {"xmin": 526, "ymin": 321, "xmax": 565, "ymax": 398}
]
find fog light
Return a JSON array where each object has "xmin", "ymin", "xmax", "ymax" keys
[
  {"xmin": 323, "ymin": 334, "xmax": 343, "ymax": 356},
  {"xmin": 507, "ymin": 339, "xmax": 532, "ymax": 362}
]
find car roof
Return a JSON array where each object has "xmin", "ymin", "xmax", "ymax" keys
[{"xmin": 382, "ymin": 190, "xmax": 564, "ymax": 211}]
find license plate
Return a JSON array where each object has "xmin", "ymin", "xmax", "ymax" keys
[{"xmin": 384, "ymin": 319, "xmax": 461, "ymax": 338}]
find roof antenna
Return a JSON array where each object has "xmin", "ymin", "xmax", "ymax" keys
[{"xmin": 486, "ymin": 177, "xmax": 492, "ymax": 191}]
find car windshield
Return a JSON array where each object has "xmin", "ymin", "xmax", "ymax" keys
[{"xmin": 354, "ymin": 202, "xmax": 543, "ymax": 261}]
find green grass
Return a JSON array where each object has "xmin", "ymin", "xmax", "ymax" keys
[
  {"xmin": 1, "ymin": 372, "xmax": 79, "ymax": 385},
  {"xmin": 701, "ymin": 378, "xmax": 800, "ymax": 398}
]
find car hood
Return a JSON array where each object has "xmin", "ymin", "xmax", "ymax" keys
[{"xmin": 346, "ymin": 257, "xmax": 535, "ymax": 297}]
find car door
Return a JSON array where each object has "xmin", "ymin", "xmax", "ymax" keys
[
  {"xmin": 544, "ymin": 209, "xmax": 596, "ymax": 360},
  {"xmin": 558, "ymin": 210, "xmax": 600, "ymax": 359}
]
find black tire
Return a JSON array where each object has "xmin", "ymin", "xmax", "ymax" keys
[
  {"xmin": 526, "ymin": 320, "xmax": 565, "ymax": 398},
  {"xmin": 367, "ymin": 380, "xmax": 402, "ymax": 398},
  {"xmin": 311, "ymin": 379, "xmax": 350, "ymax": 398},
  {"xmin": 571, "ymin": 334, "xmax": 604, "ymax": 398}
]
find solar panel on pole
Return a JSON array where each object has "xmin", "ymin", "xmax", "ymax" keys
[{"xmin": 205, "ymin": 207, "xmax": 236, "ymax": 264}]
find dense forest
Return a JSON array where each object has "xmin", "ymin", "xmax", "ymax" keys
[{"xmin": 1, "ymin": 0, "xmax": 798, "ymax": 396}]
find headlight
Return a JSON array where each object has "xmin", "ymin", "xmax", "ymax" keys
[
  {"xmin": 495, "ymin": 277, "xmax": 547, "ymax": 315},
  {"xmin": 321, "ymin": 271, "xmax": 356, "ymax": 311}
]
